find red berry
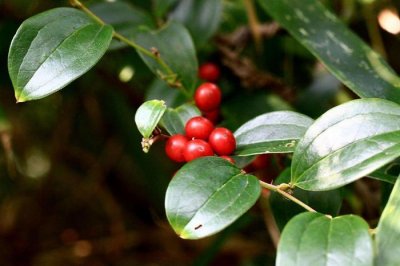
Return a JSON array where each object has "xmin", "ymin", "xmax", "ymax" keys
[
  {"xmin": 185, "ymin": 116, "xmax": 214, "ymax": 140},
  {"xmin": 183, "ymin": 139, "xmax": 214, "ymax": 162},
  {"xmin": 251, "ymin": 154, "xmax": 271, "ymax": 169},
  {"xmin": 220, "ymin": 155, "xmax": 235, "ymax": 164},
  {"xmin": 209, "ymin": 127, "xmax": 236, "ymax": 155},
  {"xmin": 198, "ymin": 62, "xmax": 220, "ymax": 82},
  {"xmin": 165, "ymin": 134, "xmax": 188, "ymax": 162},
  {"xmin": 194, "ymin": 83, "xmax": 222, "ymax": 112},
  {"xmin": 203, "ymin": 109, "xmax": 220, "ymax": 124}
]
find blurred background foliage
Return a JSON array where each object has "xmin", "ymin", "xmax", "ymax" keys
[{"xmin": 0, "ymin": 0, "xmax": 399, "ymax": 265}]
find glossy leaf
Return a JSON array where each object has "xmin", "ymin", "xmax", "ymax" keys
[
  {"xmin": 277, "ymin": 212, "xmax": 373, "ymax": 266},
  {"xmin": 375, "ymin": 177, "xmax": 400, "ymax": 266},
  {"xmin": 165, "ymin": 157, "xmax": 261, "ymax": 239},
  {"xmin": 169, "ymin": 0, "xmax": 222, "ymax": 47},
  {"xmin": 89, "ymin": 1, "xmax": 154, "ymax": 50},
  {"xmin": 160, "ymin": 103, "xmax": 200, "ymax": 135},
  {"xmin": 234, "ymin": 111, "xmax": 313, "ymax": 156},
  {"xmin": 292, "ymin": 98, "xmax": 400, "ymax": 190},
  {"xmin": 258, "ymin": 0, "xmax": 400, "ymax": 104},
  {"xmin": 270, "ymin": 168, "xmax": 342, "ymax": 230},
  {"xmin": 134, "ymin": 100, "xmax": 166, "ymax": 138},
  {"xmin": 8, "ymin": 7, "xmax": 113, "ymax": 102},
  {"xmin": 135, "ymin": 22, "xmax": 198, "ymax": 94}
]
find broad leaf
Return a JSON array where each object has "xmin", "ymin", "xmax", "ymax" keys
[
  {"xmin": 169, "ymin": 0, "xmax": 222, "ymax": 47},
  {"xmin": 160, "ymin": 103, "xmax": 200, "ymax": 135},
  {"xmin": 375, "ymin": 177, "xmax": 400, "ymax": 266},
  {"xmin": 90, "ymin": 2, "xmax": 154, "ymax": 50},
  {"xmin": 8, "ymin": 7, "xmax": 113, "ymax": 102},
  {"xmin": 165, "ymin": 156, "xmax": 261, "ymax": 239},
  {"xmin": 270, "ymin": 168, "xmax": 342, "ymax": 230},
  {"xmin": 135, "ymin": 22, "xmax": 198, "ymax": 94},
  {"xmin": 258, "ymin": 0, "xmax": 400, "ymax": 104},
  {"xmin": 292, "ymin": 98, "xmax": 400, "ymax": 190},
  {"xmin": 277, "ymin": 213, "xmax": 373, "ymax": 266},
  {"xmin": 134, "ymin": 100, "xmax": 166, "ymax": 138},
  {"xmin": 234, "ymin": 111, "xmax": 313, "ymax": 156}
]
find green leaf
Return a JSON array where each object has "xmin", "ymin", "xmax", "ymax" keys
[
  {"xmin": 169, "ymin": 0, "xmax": 222, "ymax": 48},
  {"xmin": 277, "ymin": 213, "xmax": 373, "ymax": 266},
  {"xmin": 8, "ymin": 7, "xmax": 113, "ymax": 102},
  {"xmin": 292, "ymin": 98, "xmax": 400, "ymax": 190},
  {"xmin": 368, "ymin": 160, "xmax": 400, "ymax": 184},
  {"xmin": 165, "ymin": 157, "xmax": 261, "ymax": 239},
  {"xmin": 153, "ymin": 0, "xmax": 179, "ymax": 18},
  {"xmin": 258, "ymin": 0, "xmax": 400, "ymax": 104},
  {"xmin": 135, "ymin": 22, "xmax": 198, "ymax": 94},
  {"xmin": 234, "ymin": 111, "xmax": 313, "ymax": 156},
  {"xmin": 270, "ymin": 168, "xmax": 342, "ymax": 230},
  {"xmin": 376, "ymin": 177, "xmax": 400, "ymax": 266},
  {"xmin": 89, "ymin": 1, "xmax": 154, "ymax": 50},
  {"xmin": 145, "ymin": 78, "xmax": 186, "ymax": 108},
  {"xmin": 134, "ymin": 100, "xmax": 167, "ymax": 138},
  {"xmin": 160, "ymin": 103, "xmax": 200, "ymax": 135}
]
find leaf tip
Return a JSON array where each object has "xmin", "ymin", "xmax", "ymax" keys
[
  {"xmin": 15, "ymin": 95, "xmax": 28, "ymax": 103},
  {"xmin": 15, "ymin": 89, "xmax": 29, "ymax": 103},
  {"xmin": 178, "ymin": 230, "xmax": 196, "ymax": 240}
]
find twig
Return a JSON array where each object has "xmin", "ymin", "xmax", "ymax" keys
[
  {"xmin": 259, "ymin": 181, "xmax": 317, "ymax": 213},
  {"xmin": 259, "ymin": 191, "xmax": 280, "ymax": 248}
]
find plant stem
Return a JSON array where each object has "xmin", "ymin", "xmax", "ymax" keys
[
  {"xmin": 112, "ymin": 32, "xmax": 159, "ymax": 61},
  {"xmin": 69, "ymin": 0, "xmax": 104, "ymax": 25},
  {"xmin": 259, "ymin": 192, "xmax": 280, "ymax": 248},
  {"xmin": 259, "ymin": 181, "xmax": 317, "ymax": 213},
  {"xmin": 243, "ymin": 0, "xmax": 262, "ymax": 53},
  {"xmin": 362, "ymin": 2, "xmax": 387, "ymax": 59},
  {"xmin": 69, "ymin": 0, "xmax": 190, "ymax": 96}
]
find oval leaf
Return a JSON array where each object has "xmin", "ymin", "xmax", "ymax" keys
[
  {"xmin": 292, "ymin": 98, "xmax": 400, "ymax": 190},
  {"xmin": 160, "ymin": 103, "xmax": 200, "ymax": 135},
  {"xmin": 169, "ymin": 0, "xmax": 222, "ymax": 48},
  {"xmin": 8, "ymin": 7, "xmax": 113, "ymax": 102},
  {"xmin": 258, "ymin": 0, "xmax": 400, "ymax": 104},
  {"xmin": 134, "ymin": 100, "xmax": 166, "ymax": 138},
  {"xmin": 270, "ymin": 168, "xmax": 342, "ymax": 230},
  {"xmin": 165, "ymin": 156, "xmax": 261, "ymax": 239},
  {"xmin": 89, "ymin": 1, "xmax": 154, "ymax": 50},
  {"xmin": 277, "ymin": 212, "xmax": 373, "ymax": 266},
  {"xmin": 135, "ymin": 22, "xmax": 198, "ymax": 93},
  {"xmin": 234, "ymin": 111, "xmax": 313, "ymax": 156},
  {"xmin": 375, "ymin": 177, "xmax": 400, "ymax": 266}
]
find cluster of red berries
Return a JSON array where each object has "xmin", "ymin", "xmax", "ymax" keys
[{"xmin": 165, "ymin": 63, "xmax": 236, "ymax": 163}]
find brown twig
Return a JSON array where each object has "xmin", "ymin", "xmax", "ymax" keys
[
  {"xmin": 243, "ymin": 0, "xmax": 262, "ymax": 53},
  {"xmin": 259, "ymin": 192, "xmax": 280, "ymax": 248}
]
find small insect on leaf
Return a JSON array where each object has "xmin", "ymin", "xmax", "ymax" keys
[{"xmin": 194, "ymin": 224, "xmax": 203, "ymax": 230}]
